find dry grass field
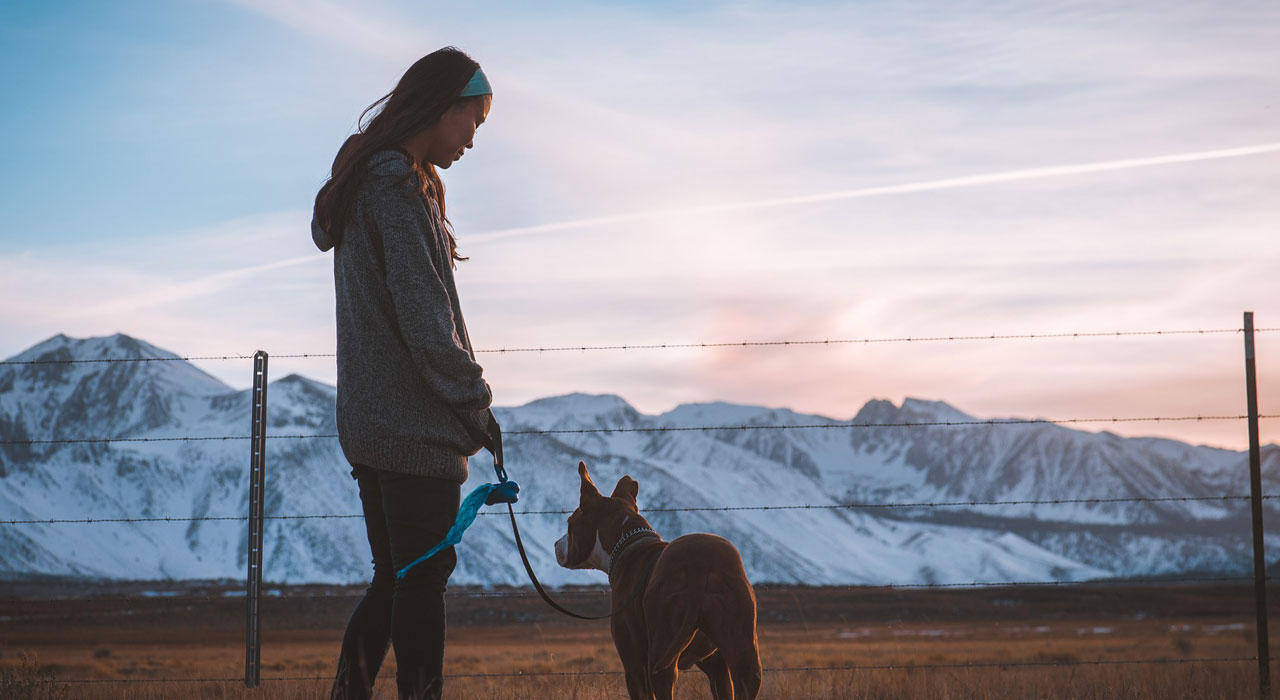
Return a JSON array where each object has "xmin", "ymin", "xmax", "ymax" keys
[{"xmin": 1, "ymin": 580, "xmax": 1274, "ymax": 699}]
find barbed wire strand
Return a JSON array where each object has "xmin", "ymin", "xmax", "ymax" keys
[
  {"xmin": 4, "ymin": 327, "xmax": 1278, "ymax": 367},
  {"xmin": 5, "ymin": 413, "xmax": 1279, "ymax": 447},
  {"xmin": 37, "ymin": 657, "xmax": 1259, "ymax": 684},
  {"xmin": 0, "ymin": 354, "xmax": 254, "ymax": 366},
  {"xmin": 5, "ymin": 494, "xmax": 1275, "ymax": 525},
  {"xmin": 473, "ymin": 328, "xmax": 1270, "ymax": 354},
  {"xmin": 1, "ymin": 576, "xmax": 1260, "ymax": 606}
]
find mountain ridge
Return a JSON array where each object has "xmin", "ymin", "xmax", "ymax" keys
[{"xmin": 1, "ymin": 332, "xmax": 1276, "ymax": 586}]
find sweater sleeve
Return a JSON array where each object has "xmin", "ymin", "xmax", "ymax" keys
[{"xmin": 368, "ymin": 175, "xmax": 492, "ymax": 412}]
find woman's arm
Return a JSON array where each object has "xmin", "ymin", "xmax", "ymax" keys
[{"xmin": 368, "ymin": 174, "xmax": 492, "ymax": 412}]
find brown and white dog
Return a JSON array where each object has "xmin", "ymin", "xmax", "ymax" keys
[{"xmin": 554, "ymin": 461, "xmax": 762, "ymax": 700}]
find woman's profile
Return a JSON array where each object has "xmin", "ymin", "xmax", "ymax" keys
[{"xmin": 311, "ymin": 46, "xmax": 500, "ymax": 700}]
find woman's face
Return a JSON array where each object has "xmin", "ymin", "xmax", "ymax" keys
[{"xmin": 426, "ymin": 94, "xmax": 491, "ymax": 169}]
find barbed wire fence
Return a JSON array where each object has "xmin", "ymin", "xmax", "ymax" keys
[
  {"xmin": 0, "ymin": 317, "xmax": 1274, "ymax": 694},
  {"xmin": 17, "ymin": 657, "xmax": 1266, "ymax": 687},
  {"xmin": 3, "ymin": 326, "xmax": 1275, "ymax": 365}
]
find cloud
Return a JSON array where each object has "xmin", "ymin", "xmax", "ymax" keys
[{"xmin": 222, "ymin": 0, "xmax": 425, "ymax": 65}]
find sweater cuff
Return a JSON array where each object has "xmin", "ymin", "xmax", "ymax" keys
[{"xmin": 446, "ymin": 376, "xmax": 492, "ymax": 411}]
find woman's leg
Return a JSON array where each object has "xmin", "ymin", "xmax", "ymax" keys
[
  {"xmin": 379, "ymin": 470, "xmax": 461, "ymax": 700},
  {"xmin": 331, "ymin": 465, "xmax": 396, "ymax": 700}
]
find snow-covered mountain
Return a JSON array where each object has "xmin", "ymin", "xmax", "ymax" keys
[{"xmin": 1, "ymin": 333, "xmax": 1276, "ymax": 586}]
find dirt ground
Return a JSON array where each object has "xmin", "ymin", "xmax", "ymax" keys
[{"xmin": 1, "ymin": 580, "xmax": 1275, "ymax": 699}]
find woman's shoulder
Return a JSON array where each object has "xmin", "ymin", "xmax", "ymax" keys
[
  {"xmin": 358, "ymin": 149, "xmax": 425, "ymax": 206},
  {"xmin": 364, "ymin": 148, "xmax": 414, "ymax": 178}
]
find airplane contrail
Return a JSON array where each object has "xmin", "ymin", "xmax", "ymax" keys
[
  {"xmin": 466, "ymin": 142, "xmax": 1280, "ymax": 244},
  {"xmin": 75, "ymin": 254, "xmax": 322, "ymax": 318}
]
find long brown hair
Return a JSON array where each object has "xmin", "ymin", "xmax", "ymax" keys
[{"xmin": 314, "ymin": 46, "xmax": 481, "ymax": 261}]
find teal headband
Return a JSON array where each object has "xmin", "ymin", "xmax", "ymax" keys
[{"xmin": 459, "ymin": 68, "xmax": 492, "ymax": 97}]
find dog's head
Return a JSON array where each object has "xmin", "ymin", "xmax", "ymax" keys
[{"xmin": 554, "ymin": 461, "xmax": 644, "ymax": 573}]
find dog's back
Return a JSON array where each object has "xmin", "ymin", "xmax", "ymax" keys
[{"xmin": 646, "ymin": 534, "xmax": 754, "ymax": 606}]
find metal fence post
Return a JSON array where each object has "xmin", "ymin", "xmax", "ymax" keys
[
  {"xmin": 1245, "ymin": 312, "xmax": 1271, "ymax": 699},
  {"xmin": 245, "ymin": 351, "xmax": 269, "ymax": 688}
]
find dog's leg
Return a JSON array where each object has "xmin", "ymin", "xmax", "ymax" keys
[
  {"xmin": 722, "ymin": 638, "xmax": 762, "ymax": 700},
  {"xmin": 727, "ymin": 649, "xmax": 762, "ymax": 700},
  {"xmin": 695, "ymin": 651, "xmax": 733, "ymax": 700},
  {"xmin": 613, "ymin": 626, "xmax": 653, "ymax": 700},
  {"xmin": 649, "ymin": 664, "xmax": 678, "ymax": 700},
  {"xmin": 700, "ymin": 616, "xmax": 762, "ymax": 700},
  {"xmin": 622, "ymin": 661, "xmax": 652, "ymax": 700}
]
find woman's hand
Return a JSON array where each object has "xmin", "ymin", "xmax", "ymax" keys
[{"xmin": 482, "ymin": 410, "xmax": 503, "ymax": 455}]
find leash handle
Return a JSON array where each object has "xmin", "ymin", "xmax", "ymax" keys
[{"xmin": 489, "ymin": 412, "xmax": 507, "ymax": 483}]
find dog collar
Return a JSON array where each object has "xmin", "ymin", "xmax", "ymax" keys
[{"xmin": 607, "ymin": 526, "xmax": 658, "ymax": 575}]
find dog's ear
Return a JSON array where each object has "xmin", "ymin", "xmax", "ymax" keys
[
  {"xmin": 578, "ymin": 461, "xmax": 601, "ymax": 501},
  {"xmin": 611, "ymin": 475, "xmax": 638, "ymax": 505}
]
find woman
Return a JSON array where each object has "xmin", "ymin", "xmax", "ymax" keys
[{"xmin": 311, "ymin": 46, "xmax": 500, "ymax": 700}]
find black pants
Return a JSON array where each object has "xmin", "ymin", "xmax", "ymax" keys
[{"xmin": 331, "ymin": 465, "xmax": 461, "ymax": 700}]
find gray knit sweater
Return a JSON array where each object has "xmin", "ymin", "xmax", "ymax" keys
[{"xmin": 312, "ymin": 149, "xmax": 491, "ymax": 482}]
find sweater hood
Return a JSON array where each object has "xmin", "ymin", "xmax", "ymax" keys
[
  {"xmin": 312, "ymin": 211, "xmax": 336, "ymax": 252},
  {"xmin": 312, "ymin": 149, "xmax": 414, "ymax": 253}
]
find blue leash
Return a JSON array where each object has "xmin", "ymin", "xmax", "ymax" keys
[{"xmin": 395, "ymin": 429, "xmax": 518, "ymax": 580}]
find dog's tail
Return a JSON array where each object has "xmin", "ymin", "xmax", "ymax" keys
[{"xmin": 646, "ymin": 603, "xmax": 700, "ymax": 674}]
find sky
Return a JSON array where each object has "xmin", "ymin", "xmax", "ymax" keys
[{"xmin": 1, "ymin": 0, "xmax": 1277, "ymax": 449}]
